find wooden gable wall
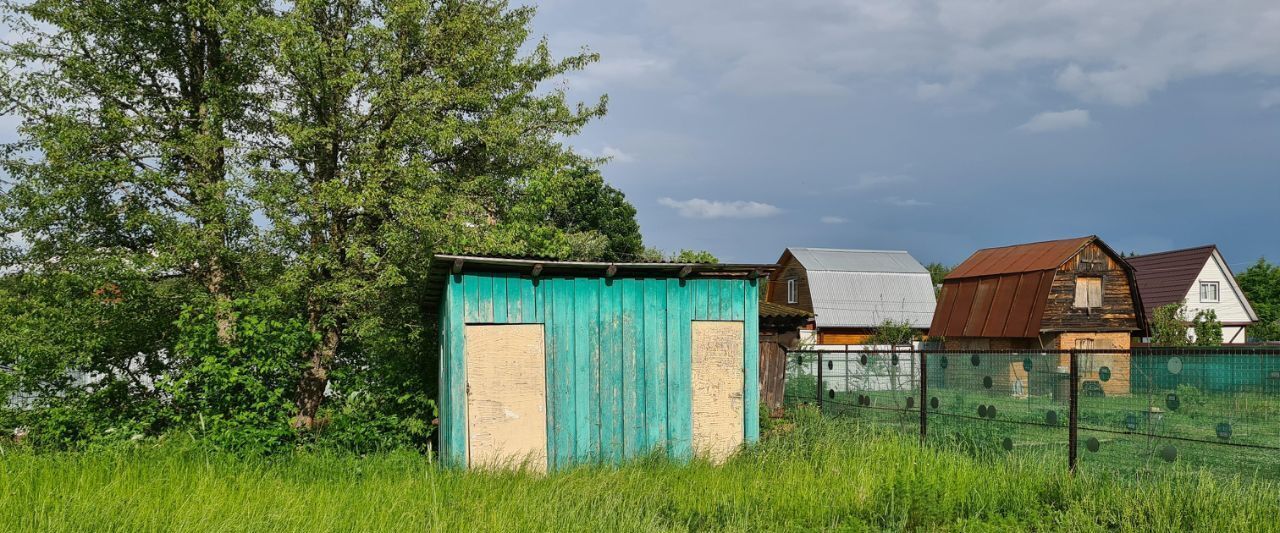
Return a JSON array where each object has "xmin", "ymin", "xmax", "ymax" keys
[
  {"xmin": 1039, "ymin": 242, "xmax": 1141, "ymax": 333},
  {"xmin": 765, "ymin": 252, "xmax": 814, "ymax": 314}
]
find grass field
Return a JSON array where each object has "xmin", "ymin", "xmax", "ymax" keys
[{"xmin": 2, "ymin": 409, "xmax": 1277, "ymax": 532}]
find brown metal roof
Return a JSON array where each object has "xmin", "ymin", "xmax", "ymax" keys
[
  {"xmin": 1127, "ymin": 245, "xmax": 1216, "ymax": 319},
  {"xmin": 945, "ymin": 236, "xmax": 1094, "ymax": 279},
  {"xmin": 930, "ymin": 236, "xmax": 1139, "ymax": 338}
]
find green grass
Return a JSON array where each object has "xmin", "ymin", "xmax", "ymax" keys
[
  {"xmin": 2, "ymin": 409, "xmax": 1277, "ymax": 532},
  {"xmin": 806, "ymin": 381, "xmax": 1280, "ymax": 483}
]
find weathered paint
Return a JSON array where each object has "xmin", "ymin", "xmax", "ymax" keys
[{"xmin": 437, "ymin": 271, "xmax": 759, "ymax": 468}]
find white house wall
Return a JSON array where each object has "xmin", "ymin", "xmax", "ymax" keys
[{"xmin": 1182, "ymin": 251, "xmax": 1256, "ymax": 343}]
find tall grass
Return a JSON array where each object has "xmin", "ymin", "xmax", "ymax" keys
[{"xmin": 0, "ymin": 408, "xmax": 1275, "ymax": 532}]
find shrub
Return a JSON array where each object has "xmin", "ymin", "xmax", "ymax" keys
[{"xmin": 163, "ymin": 299, "xmax": 315, "ymax": 454}]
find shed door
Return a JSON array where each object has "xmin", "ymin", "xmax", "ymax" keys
[
  {"xmin": 465, "ymin": 324, "xmax": 547, "ymax": 470},
  {"xmin": 691, "ymin": 321, "xmax": 744, "ymax": 462}
]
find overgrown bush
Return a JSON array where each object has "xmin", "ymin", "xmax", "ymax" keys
[{"xmin": 164, "ymin": 300, "xmax": 315, "ymax": 454}]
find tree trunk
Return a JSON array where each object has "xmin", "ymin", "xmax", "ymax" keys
[{"xmin": 293, "ymin": 321, "xmax": 341, "ymax": 429}]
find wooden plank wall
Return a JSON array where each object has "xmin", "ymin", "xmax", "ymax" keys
[
  {"xmin": 439, "ymin": 272, "xmax": 759, "ymax": 468},
  {"xmin": 1038, "ymin": 242, "xmax": 1140, "ymax": 333},
  {"xmin": 758, "ymin": 335, "xmax": 787, "ymax": 414}
]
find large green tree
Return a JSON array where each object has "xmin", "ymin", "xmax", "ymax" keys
[
  {"xmin": 0, "ymin": 0, "xmax": 273, "ymax": 340},
  {"xmin": 254, "ymin": 0, "xmax": 610, "ymax": 427},
  {"xmin": 1237, "ymin": 259, "xmax": 1280, "ymax": 341},
  {"xmin": 0, "ymin": 0, "xmax": 641, "ymax": 447}
]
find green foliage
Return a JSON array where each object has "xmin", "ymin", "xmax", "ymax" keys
[
  {"xmin": 164, "ymin": 300, "xmax": 315, "ymax": 454},
  {"xmin": 636, "ymin": 247, "xmax": 719, "ymax": 263},
  {"xmin": 1150, "ymin": 302, "xmax": 1191, "ymax": 346},
  {"xmin": 869, "ymin": 319, "xmax": 918, "ymax": 346},
  {"xmin": 1237, "ymin": 258, "xmax": 1280, "ymax": 341},
  {"xmin": 0, "ymin": 271, "xmax": 186, "ymax": 449},
  {"xmin": 1175, "ymin": 384, "xmax": 1208, "ymax": 409},
  {"xmin": 0, "ymin": 0, "xmax": 638, "ymax": 451},
  {"xmin": 924, "ymin": 262, "xmax": 951, "ymax": 286},
  {"xmin": 671, "ymin": 249, "xmax": 719, "ymax": 263},
  {"xmin": 1191, "ymin": 309, "xmax": 1224, "ymax": 346}
]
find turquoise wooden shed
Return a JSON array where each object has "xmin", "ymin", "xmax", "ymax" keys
[{"xmin": 426, "ymin": 255, "xmax": 776, "ymax": 470}]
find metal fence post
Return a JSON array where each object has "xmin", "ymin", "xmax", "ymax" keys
[
  {"xmin": 1068, "ymin": 349, "xmax": 1079, "ymax": 474},
  {"xmin": 816, "ymin": 350, "xmax": 824, "ymax": 411},
  {"xmin": 919, "ymin": 347, "xmax": 928, "ymax": 444}
]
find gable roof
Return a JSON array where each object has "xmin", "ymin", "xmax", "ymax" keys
[
  {"xmin": 782, "ymin": 248, "xmax": 935, "ymax": 329},
  {"xmin": 1127, "ymin": 245, "xmax": 1216, "ymax": 319},
  {"xmin": 930, "ymin": 236, "xmax": 1143, "ymax": 338},
  {"xmin": 946, "ymin": 236, "xmax": 1095, "ymax": 279},
  {"xmin": 1128, "ymin": 245, "xmax": 1258, "ymax": 323}
]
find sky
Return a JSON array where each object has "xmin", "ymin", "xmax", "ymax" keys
[{"xmin": 529, "ymin": 0, "xmax": 1280, "ymax": 268}]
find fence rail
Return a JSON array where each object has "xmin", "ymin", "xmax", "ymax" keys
[{"xmin": 784, "ymin": 347, "xmax": 1280, "ymax": 481}]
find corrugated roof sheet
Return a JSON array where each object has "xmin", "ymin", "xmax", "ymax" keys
[
  {"xmin": 807, "ymin": 271, "xmax": 936, "ymax": 328},
  {"xmin": 946, "ymin": 236, "xmax": 1093, "ymax": 279},
  {"xmin": 1127, "ymin": 245, "xmax": 1216, "ymax": 319},
  {"xmin": 759, "ymin": 301, "xmax": 814, "ymax": 319},
  {"xmin": 789, "ymin": 248, "xmax": 928, "ymax": 274}
]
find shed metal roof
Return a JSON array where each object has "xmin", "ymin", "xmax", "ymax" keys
[
  {"xmin": 424, "ymin": 254, "xmax": 778, "ymax": 315},
  {"xmin": 784, "ymin": 248, "xmax": 935, "ymax": 328}
]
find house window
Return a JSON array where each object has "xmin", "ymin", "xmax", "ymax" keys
[
  {"xmin": 786, "ymin": 278, "xmax": 798, "ymax": 304},
  {"xmin": 1200, "ymin": 281, "xmax": 1220, "ymax": 303},
  {"xmin": 1073, "ymin": 277, "xmax": 1102, "ymax": 308}
]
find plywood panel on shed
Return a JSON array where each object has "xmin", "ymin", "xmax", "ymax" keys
[
  {"xmin": 691, "ymin": 321, "xmax": 745, "ymax": 463},
  {"xmin": 465, "ymin": 324, "xmax": 548, "ymax": 471}
]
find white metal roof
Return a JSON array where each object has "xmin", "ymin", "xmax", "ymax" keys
[
  {"xmin": 788, "ymin": 248, "xmax": 928, "ymax": 274},
  {"xmin": 786, "ymin": 248, "xmax": 936, "ymax": 328}
]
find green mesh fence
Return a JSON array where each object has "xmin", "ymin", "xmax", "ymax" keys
[{"xmin": 785, "ymin": 347, "xmax": 1280, "ymax": 483}]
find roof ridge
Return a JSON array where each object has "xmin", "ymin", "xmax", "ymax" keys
[
  {"xmin": 969, "ymin": 235, "xmax": 1094, "ymax": 253},
  {"xmin": 1128, "ymin": 244, "xmax": 1217, "ymax": 260},
  {"xmin": 789, "ymin": 247, "xmax": 911, "ymax": 254}
]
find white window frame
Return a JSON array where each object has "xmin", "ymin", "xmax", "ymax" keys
[
  {"xmin": 1200, "ymin": 281, "xmax": 1220, "ymax": 303},
  {"xmin": 786, "ymin": 278, "xmax": 798, "ymax": 304}
]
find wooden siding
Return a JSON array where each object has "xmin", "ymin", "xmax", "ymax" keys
[
  {"xmin": 1039, "ymin": 243, "xmax": 1140, "ymax": 334},
  {"xmin": 439, "ymin": 272, "xmax": 759, "ymax": 469},
  {"xmin": 765, "ymin": 253, "xmax": 814, "ymax": 313},
  {"xmin": 816, "ymin": 328, "xmax": 876, "ymax": 345}
]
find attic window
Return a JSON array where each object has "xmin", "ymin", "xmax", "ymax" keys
[
  {"xmin": 1074, "ymin": 277, "xmax": 1102, "ymax": 309},
  {"xmin": 1200, "ymin": 281, "xmax": 1219, "ymax": 303},
  {"xmin": 1078, "ymin": 247, "xmax": 1107, "ymax": 271},
  {"xmin": 786, "ymin": 278, "xmax": 798, "ymax": 304}
]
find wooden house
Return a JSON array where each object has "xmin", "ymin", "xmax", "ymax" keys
[
  {"xmin": 765, "ymin": 248, "xmax": 936, "ymax": 345},
  {"xmin": 929, "ymin": 236, "xmax": 1146, "ymax": 396},
  {"xmin": 426, "ymin": 255, "xmax": 775, "ymax": 470},
  {"xmin": 1127, "ymin": 245, "xmax": 1258, "ymax": 344}
]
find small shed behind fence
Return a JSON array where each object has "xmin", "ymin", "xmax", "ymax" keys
[{"xmin": 426, "ymin": 255, "xmax": 776, "ymax": 470}]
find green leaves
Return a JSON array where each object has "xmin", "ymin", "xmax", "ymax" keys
[
  {"xmin": 1237, "ymin": 259, "xmax": 1280, "ymax": 341},
  {"xmin": 0, "ymin": 0, "xmax": 642, "ymax": 451}
]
